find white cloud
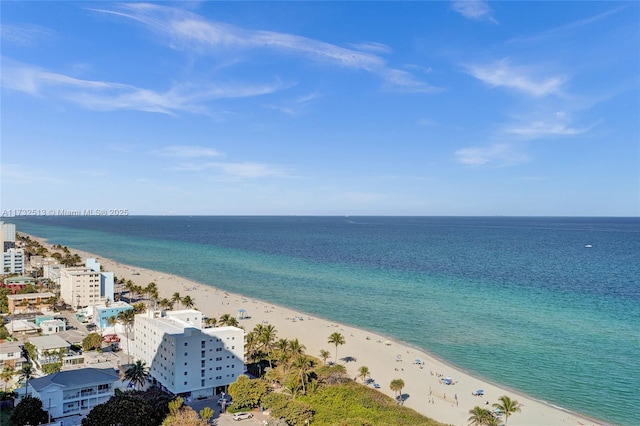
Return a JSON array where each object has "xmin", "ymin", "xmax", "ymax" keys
[
  {"xmin": 503, "ymin": 111, "xmax": 598, "ymax": 139},
  {"xmin": 154, "ymin": 145, "xmax": 223, "ymax": 158},
  {"xmin": 466, "ymin": 59, "xmax": 566, "ymax": 97},
  {"xmin": 455, "ymin": 143, "xmax": 528, "ymax": 166},
  {"xmin": 170, "ymin": 161, "xmax": 291, "ymax": 179},
  {"xmin": 1, "ymin": 58, "xmax": 287, "ymax": 115},
  {"xmin": 347, "ymin": 41, "xmax": 393, "ymax": 55},
  {"xmin": 94, "ymin": 3, "xmax": 438, "ymax": 94},
  {"xmin": 451, "ymin": 0, "xmax": 497, "ymax": 24},
  {"xmin": 0, "ymin": 24, "xmax": 53, "ymax": 46}
]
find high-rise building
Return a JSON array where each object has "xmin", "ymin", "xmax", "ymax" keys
[
  {"xmin": 60, "ymin": 267, "xmax": 103, "ymax": 308},
  {"xmin": 0, "ymin": 221, "xmax": 17, "ymax": 251},
  {"xmin": 2, "ymin": 248, "xmax": 24, "ymax": 274},
  {"xmin": 133, "ymin": 309, "xmax": 245, "ymax": 398}
]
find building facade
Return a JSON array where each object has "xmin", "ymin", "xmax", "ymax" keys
[
  {"xmin": 2, "ymin": 248, "xmax": 24, "ymax": 274},
  {"xmin": 85, "ymin": 259, "xmax": 115, "ymax": 303},
  {"xmin": 7, "ymin": 292, "xmax": 56, "ymax": 314},
  {"xmin": 0, "ymin": 340, "xmax": 26, "ymax": 369},
  {"xmin": 133, "ymin": 310, "xmax": 245, "ymax": 398},
  {"xmin": 60, "ymin": 267, "xmax": 103, "ymax": 308},
  {"xmin": 0, "ymin": 221, "xmax": 16, "ymax": 251},
  {"xmin": 93, "ymin": 301, "xmax": 133, "ymax": 329}
]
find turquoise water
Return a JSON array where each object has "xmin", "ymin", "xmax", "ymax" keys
[{"xmin": 11, "ymin": 216, "xmax": 640, "ymax": 425}]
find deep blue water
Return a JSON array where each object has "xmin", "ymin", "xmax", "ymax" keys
[{"xmin": 10, "ymin": 216, "xmax": 640, "ymax": 425}]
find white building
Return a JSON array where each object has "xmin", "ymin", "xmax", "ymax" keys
[
  {"xmin": 85, "ymin": 259, "xmax": 115, "ymax": 303},
  {"xmin": 2, "ymin": 248, "xmax": 25, "ymax": 274},
  {"xmin": 0, "ymin": 340, "xmax": 26, "ymax": 369},
  {"xmin": 0, "ymin": 221, "xmax": 16, "ymax": 251},
  {"xmin": 28, "ymin": 367, "xmax": 119, "ymax": 421},
  {"xmin": 133, "ymin": 309, "xmax": 245, "ymax": 398},
  {"xmin": 60, "ymin": 267, "xmax": 103, "ymax": 308}
]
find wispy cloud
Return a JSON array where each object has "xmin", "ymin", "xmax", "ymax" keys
[
  {"xmin": 170, "ymin": 161, "xmax": 292, "ymax": 179},
  {"xmin": 451, "ymin": 0, "xmax": 498, "ymax": 24},
  {"xmin": 93, "ymin": 3, "xmax": 439, "ymax": 93},
  {"xmin": 509, "ymin": 5, "xmax": 628, "ymax": 44},
  {"xmin": 346, "ymin": 41, "xmax": 393, "ymax": 55},
  {"xmin": 1, "ymin": 58, "xmax": 287, "ymax": 115},
  {"xmin": 153, "ymin": 145, "xmax": 223, "ymax": 158},
  {"xmin": 0, "ymin": 24, "xmax": 53, "ymax": 46},
  {"xmin": 503, "ymin": 111, "xmax": 597, "ymax": 139},
  {"xmin": 455, "ymin": 143, "xmax": 528, "ymax": 166},
  {"xmin": 466, "ymin": 59, "xmax": 566, "ymax": 97}
]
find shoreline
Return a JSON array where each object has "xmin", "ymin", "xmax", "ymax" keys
[{"xmin": 24, "ymin": 233, "xmax": 605, "ymax": 426}]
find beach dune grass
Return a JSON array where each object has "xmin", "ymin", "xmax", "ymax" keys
[{"xmin": 298, "ymin": 381, "xmax": 448, "ymax": 426}]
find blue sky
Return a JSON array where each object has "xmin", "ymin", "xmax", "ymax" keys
[{"xmin": 1, "ymin": 1, "xmax": 638, "ymax": 216}]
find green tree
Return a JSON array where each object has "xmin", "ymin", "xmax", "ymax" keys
[
  {"xmin": 41, "ymin": 362, "xmax": 63, "ymax": 374},
  {"xmin": 328, "ymin": 332, "xmax": 346, "ymax": 363},
  {"xmin": 228, "ymin": 374, "xmax": 268, "ymax": 409},
  {"xmin": 23, "ymin": 341, "xmax": 36, "ymax": 362},
  {"xmin": 10, "ymin": 395, "xmax": 49, "ymax": 426},
  {"xmin": 18, "ymin": 364, "xmax": 34, "ymax": 397},
  {"xmin": 291, "ymin": 354, "xmax": 313, "ymax": 395},
  {"xmin": 1, "ymin": 365, "xmax": 14, "ymax": 391},
  {"xmin": 258, "ymin": 323, "xmax": 277, "ymax": 368},
  {"xmin": 390, "ymin": 378, "xmax": 405, "ymax": 404},
  {"xmin": 83, "ymin": 332, "xmax": 104, "ymax": 351},
  {"xmin": 82, "ymin": 389, "xmax": 169, "ymax": 426},
  {"xmin": 468, "ymin": 406, "xmax": 492, "ymax": 426},
  {"xmin": 171, "ymin": 292, "xmax": 182, "ymax": 309},
  {"xmin": 319, "ymin": 349, "xmax": 331, "ymax": 365},
  {"xmin": 492, "ymin": 395, "xmax": 522, "ymax": 425},
  {"xmin": 117, "ymin": 308, "xmax": 135, "ymax": 364},
  {"xmin": 199, "ymin": 406, "xmax": 214, "ymax": 424},
  {"xmin": 162, "ymin": 405, "xmax": 207, "ymax": 426},
  {"xmin": 181, "ymin": 295, "xmax": 195, "ymax": 309},
  {"xmin": 358, "ymin": 365, "xmax": 370, "ymax": 383},
  {"xmin": 124, "ymin": 359, "xmax": 149, "ymax": 390}
]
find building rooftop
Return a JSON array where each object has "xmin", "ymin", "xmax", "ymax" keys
[
  {"xmin": 7, "ymin": 292, "xmax": 56, "ymax": 300},
  {"xmin": 29, "ymin": 367, "xmax": 120, "ymax": 391},
  {"xmin": 29, "ymin": 334, "xmax": 71, "ymax": 350},
  {"xmin": 0, "ymin": 340, "xmax": 22, "ymax": 354}
]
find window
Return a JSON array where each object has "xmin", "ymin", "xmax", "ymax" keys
[
  {"xmin": 201, "ymin": 341, "xmax": 205, "ymax": 348},
  {"xmin": 184, "ymin": 342, "xmax": 188, "ymax": 346},
  {"xmin": 201, "ymin": 360, "xmax": 205, "ymax": 368},
  {"xmin": 201, "ymin": 379, "xmax": 205, "ymax": 386},
  {"xmin": 184, "ymin": 371, "xmax": 188, "ymax": 375}
]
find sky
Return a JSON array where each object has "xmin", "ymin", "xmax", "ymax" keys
[{"xmin": 1, "ymin": 1, "xmax": 639, "ymax": 216}]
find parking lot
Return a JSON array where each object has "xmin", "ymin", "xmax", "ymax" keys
[{"xmin": 187, "ymin": 396, "xmax": 268, "ymax": 425}]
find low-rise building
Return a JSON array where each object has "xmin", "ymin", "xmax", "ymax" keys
[
  {"xmin": 28, "ymin": 367, "xmax": 119, "ymax": 421},
  {"xmin": 0, "ymin": 340, "xmax": 26, "ymax": 369},
  {"xmin": 92, "ymin": 301, "xmax": 133, "ymax": 330},
  {"xmin": 133, "ymin": 309, "xmax": 245, "ymax": 398},
  {"xmin": 60, "ymin": 267, "xmax": 102, "ymax": 308},
  {"xmin": 7, "ymin": 292, "xmax": 56, "ymax": 314},
  {"xmin": 28, "ymin": 335, "xmax": 84, "ymax": 369}
]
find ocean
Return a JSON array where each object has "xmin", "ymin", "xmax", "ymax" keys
[{"xmin": 10, "ymin": 216, "xmax": 640, "ymax": 425}]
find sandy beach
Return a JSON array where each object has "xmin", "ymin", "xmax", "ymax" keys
[{"xmin": 32, "ymin": 236, "xmax": 603, "ymax": 426}]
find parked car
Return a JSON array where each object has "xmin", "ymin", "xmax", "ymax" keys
[{"xmin": 232, "ymin": 412, "xmax": 253, "ymax": 421}]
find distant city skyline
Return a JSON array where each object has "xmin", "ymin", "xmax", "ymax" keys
[{"xmin": 1, "ymin": 1, "xmax": 638, "ymax": 216}]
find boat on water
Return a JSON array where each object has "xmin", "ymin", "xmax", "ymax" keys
[{"xmin": 585, "ymin": 244, "xmax": 593, "ymax": 248}]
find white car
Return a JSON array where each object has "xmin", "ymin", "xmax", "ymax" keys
[{"xmin": 232, "ymin": 412, "xmax": 253, "ymax": 421}]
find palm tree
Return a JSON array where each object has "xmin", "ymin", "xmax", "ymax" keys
[
  {"xmin": 259, "ymin": 324, "xmax": 277, "ymax": 368},
  {"xmin": 117, "ymin": 309, "xmax": 135, "ymax": 364},
  {"xmin": 18, "ymin": 364, "xmax": 34, "ymax": 397},
  {"xmin": 358, "ymin": 365, "xmax": 370, "ymax": 383},
  {"xmin": 390, "ymin": 378, "xmax": 405, "ymax": 404},
  {"xmin": 492, "ymin": 395, "xmax": 522, "ymax": 425},
  {"xmin": 106, "ymin": 315, "xmax": 118, "ymax": 334},
  {"xmin": 218, "ymin": 313, "xmax": 239, "ymax": 327},
  {"xmin": 123, "ymin": 360, "xmax": 149, "ymax": 390},
  {"xmin": 319, "ymin": 349, "xmax": 331, "ymax": 365},
  {"xmin": 171, "ymin": 292, "xmax": 182, "ymax": 309},
  {"xmin": 244, "ymin": 331, "xmax": 260, "ymax": 363},
  {"xmin": 288, "ymin": 338, "xmax": 306, "ymax": 358},
  {"xmin": 159, "ymin": 298, "xmax": 173, "ymax": 311},
  {"xmin": 291, "ymin": 355, "xmax": 313, "ymax": 394},
  {"xmin": 468, "ymin": 406, "xmax": 492, "ymax": 426},
  {"xmin": 328, "ymin": 332, "xmax": 346, "ymax": 363},
  {"xmin": 181, "ymin": 295, "xmax": 195, "ymax": 309}
]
